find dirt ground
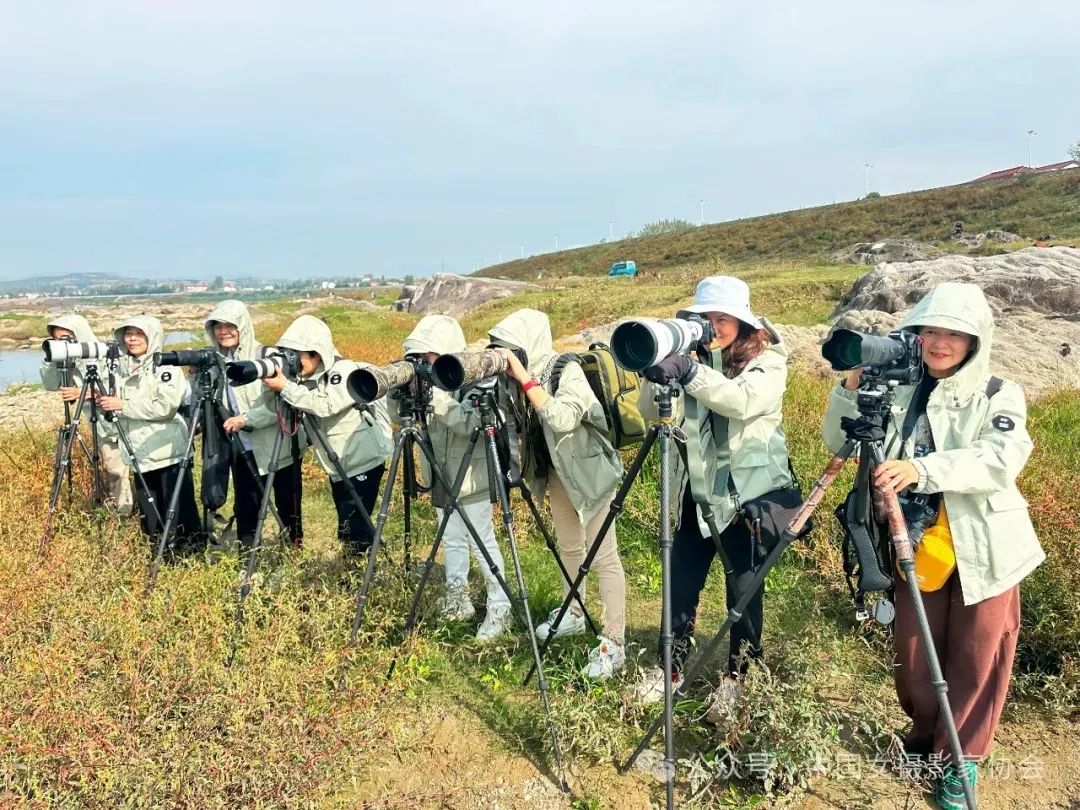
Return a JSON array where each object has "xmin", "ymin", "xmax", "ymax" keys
[{"xmin": 341, "ymin": 703, "xmax": 1078, "ymax": 809}]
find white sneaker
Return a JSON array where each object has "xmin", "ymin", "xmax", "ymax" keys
[
  {"xmin": 533, "ymin": 608, "xmax": 587, "ymax": 642},
  {"xmin": 439, "ymin": 589, "xmax": 476, "ymax": 622},
  {"xmin": 704, "ymin": 677, "xmax": 743, "ymax": 725},
  {"xmin": 476, "ymin": 604, "xmax": 513, "ymax": 641},
  {"xmin": 631, "ymin": 665, "xmax": 684, "ymax": 706},
  {"xmin": 582, "ymin": 636, "xmax": 626, "ymax": 680}
]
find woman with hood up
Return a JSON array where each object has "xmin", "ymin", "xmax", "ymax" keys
[
  {"xmin": 489, "ymin": 308, "xmax": 627, "ymax": 679},
  {"xmin": 39, "ymin": 312, "xmax": 133, "ymax": 516},
  {"xmin": 205, "ymin": 300, "xmax": 305, "ymax": 549},
  {"xmin": 96, "ymin": 316, "xmax": 201, "ymax": 553},
  {"xmin": 400, "ymin": 314, "xmax": 512, "ymax": 640},
  {"xmin": 630, "ymin": 276, "xmax": 794, "ymax": 718},
  {"xmin": 264, "ymin": 315, "xmax": 393, "ymax": 556},
  {"xmin": 823, "ymin": 282, "xmax": 1044, "ymax": 810}
]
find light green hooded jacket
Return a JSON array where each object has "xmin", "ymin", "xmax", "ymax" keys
[
  {"xmin": 111, "ymin": 316, "xmax": 189, "ymax": 473},
  {"xmin": 488, "ymin": 308, "xmax": 623, "ymax": 523},
  {"xmin": 638, "ymin": 320, "xmax": 794, "ymax": 535},
  {"xmin": 39, "ymin": 313, "xmax": 118, "ymax": 442},
  {"xmin": 401, "ymin": 315, "xmax": 490, "ymax": 507},
  {"xmin": 204, "ymin": 300, "xmax": 301, "ymax": 476},
  {"xmin": 276, "ymin": 315, "xmax": 393, "ymax": 481},
  {"xmin": 823, "ymin": 282, "xmax": 1045, "ymax": 605}
]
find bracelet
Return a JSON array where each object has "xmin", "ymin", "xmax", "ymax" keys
[{"xmin": 521, "ymin": 378, "xmax": 539, "ymax": 394}]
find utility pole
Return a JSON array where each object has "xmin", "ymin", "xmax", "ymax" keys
[
  {"xmin": 1028, "ymin": 129, "xmax": 1037, "ymax": 168},
  {"xmin": 699, "ymin": 199, "xmax": 705, "ymax": 226},
  {"xmin": 608, "ymin": 221, "xmax": 614, "ymax": 241},
  {"xmin": 864, "ymin": 164, "xmax": 873, "ymax": 197}
]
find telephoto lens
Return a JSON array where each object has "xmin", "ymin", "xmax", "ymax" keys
[
  {"xmin": 154, "ymin": 347, "xmax": 220, "ymax": 367},
  {"xmin": 430, "ymin": 349, "xmax": 509, "ymax": 391},
  {"xmin": 609, "ymin": 316, "xmax": 711, "ymax": 372},
  {"xmin": 347, "ymin": 360, "xmax": 418, "ymax": 404},
  {"xmin": 821, "ymin": 329, "xmax": 919, "ymax": 371},
  {"xmin": 225, "ymin": 356, "xmax": 281, "ymax": 386},
  {"xmin": 41, "ymin": 338, "xmax": 110, "ymax": 364}
]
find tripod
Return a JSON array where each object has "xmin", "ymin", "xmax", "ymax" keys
[
  {"xmin": 618, "ymin": 379, "xmax": 976, "ymax": 810},
  {"xmin": 40, "ymin": 361, "xmax": 156, "ymax": 554},
  {"xmin": 44, "ymin": 361, "xmax": 104, "ymax": 521},
  {"xmin": 353, "ymin": 383, "xmax": 597, "ymax": 646},
  {"xmin": 363, "ymin": 383, "xmax": 572, "ymax": 792}
]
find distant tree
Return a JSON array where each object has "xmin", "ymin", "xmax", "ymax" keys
[
  {"xmin": 632, "ymin": 218, "xmax": 696, "ymax": 238},
  {"xmin": 1069, "ymin": 139, "xmax": 1080, "ymax": 162},
  {"xmin": 210, "ymin": 275, "xmax": 225, "ymax": 291},
  {"xmin": 865, "ymin": 191, "xmax": 881, "ymax": 199},
  {"xmin": 402, "ymin": 274, "xmax": 415, "ymax": 285}
]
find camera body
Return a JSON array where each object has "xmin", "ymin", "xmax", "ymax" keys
[
  {"xmin": 225, "ymin": 347, "xmax": 302, "ymax": 386},
  {"xmin": 42, "ymin": 338, "xmax": 122, "ymax": 365},
  {"xmin": 609, "ymin": 313, "xmax": 715, "ymax": 372},
  {"xmin": 154, "ymin": 347, "xmax": 220, "ymax": 368},
  {"xmin": 822, "ymin": 328, "xmax": 922, "ymax": 385}
]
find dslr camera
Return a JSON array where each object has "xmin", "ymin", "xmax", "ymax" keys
[
  {"xmin": 154, "ymin": 347, "xmax": 220, "ymax": 368},
  {"xmin": 42, "ymin": 338, "xmax": 122, "ymax": 365},
  {"xmin": 821, "ymin": 328, "xmax": 922, "ymax": 385},
  {"xmin": 225, "ymin": 347, "xmax": 303, "ymax": 386},
  {"xmin": 347, "ymin": 355, "xmax": 435, "ymax": 405}
]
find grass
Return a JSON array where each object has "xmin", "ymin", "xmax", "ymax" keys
[
  {"xmin": 2, "ymin": 273, "xmax": 1078, "ymax": 807},
  {"xmin": 475, "ymin": 170, "xmax": 1080, "ymax": 280}
]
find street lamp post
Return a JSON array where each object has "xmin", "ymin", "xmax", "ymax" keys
[
  {"xmin": 699, "ymin": 199, "xmax": 705, "ymax": 226},
  {"xmin": 1028, "ymin": 129, "xmax": 1037, "ymax": 168},
  {"xmin": 864, "ymin": 164, "xmax": 874, "ymax": 197}
]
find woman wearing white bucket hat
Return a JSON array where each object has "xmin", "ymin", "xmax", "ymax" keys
[{"xmin": 632, "ymin": 276, "xmax": 795, "ymax": 717}]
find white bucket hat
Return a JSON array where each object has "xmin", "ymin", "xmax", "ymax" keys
[{"xmin": 678, "ymin": 276, "xmax": 761, "ymax": 328}]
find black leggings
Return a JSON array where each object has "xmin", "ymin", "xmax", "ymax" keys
[
  {"xmin": 329, "ymin": 465, "xmax": 385, "ymax": 552},
  {"xmin": 660, "ymin": 490, "xmax": 765, "ymax": 677},
  {"xmin": 231, "ymin": 452, "xmax": 304, "ymax": 548},
  {"xmin": 134, "ymin": 462, "xmax": 202, "ymax": 551}
]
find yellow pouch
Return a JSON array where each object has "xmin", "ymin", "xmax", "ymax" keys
[{"xmin": 898, "ymin": 502, "xmax": 956, "ymax": 592}]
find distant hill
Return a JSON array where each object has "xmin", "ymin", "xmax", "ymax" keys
[
  {"xmin": 0, "ymin": 272, "xmax": 139, "ymax": 293},
  {"xmin": 475, "ymin": 169, "xmax": 1080, "ymax": 280}
]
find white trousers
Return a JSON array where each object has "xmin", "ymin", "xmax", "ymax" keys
[{"xmin": 436, "ymin": 499, "xmax": 510, "ymax": 609}]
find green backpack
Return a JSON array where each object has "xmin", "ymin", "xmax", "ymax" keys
[{"xmin": 550, "ymin": 342, "xmax": 647, "ymax": 450}]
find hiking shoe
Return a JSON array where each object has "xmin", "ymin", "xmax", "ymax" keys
[
  {"xmin": 439, "ymin": 589, "xmax": 476, "ymax": 622},
  {"xmin": 582, "ymin": 636, "xmax": 626, "ymax": 680},
  {"xmin": 936, "ymin": 761, "xmax": 978, "ymax": 810},
  {"xmin": 533, "ymin": 608, "xmax": 587, "ymax": 642},
  {"xmin": 476, "ymin": 604, "xmax": 513, "ymax": 642},
  {"xmin": 703, "ymin": 677, "xmax": 743, "ymax": 724},
  {"xmin": 631, "ymin": 665, "xmax": 683, "ymax": 706}
]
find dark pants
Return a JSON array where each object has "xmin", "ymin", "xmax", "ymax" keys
[
  {"xmin": 231, "ymin": 451, "xmax": 304, "ymax": 548},
  {"xmin": 660, "ymin": 490, "xmax": 765, "ymax": 676},
  {"xmin": 895, "ymin": 573, "xmax": 1020, "ymax": 760},
  {"xmin": 329, "ymin": 465, "xmax": 385, "ymax": 552},
  {"xmin": 134, "ymin": 462, "xmax": 202, "ymax": 551}
]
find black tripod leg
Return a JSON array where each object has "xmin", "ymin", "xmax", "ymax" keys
[
  {"xmin": 401, "ymin": 435, "xmax": 416, "ymax": 573},
  {"xmin": 147, "ymin": 408, "xmax": 202, "ymax": 591},
  {"xmin": 305, "ymin": 415, "xmax": 379, "ymax": 538},
  {"xmin": 40, "ymin": 386, "xmax": 91, "ymax": 553},
  {"xmin": 620, "ymin": 443, "xmax": 853, "ymax": 784},
  {"xmin": 481, "ymin": 421, "xmax": 569, "ymax": 793},
  {"xmin": 346, "ymin": 428, "xmax": 407, "ymax": 642},
  {"xmin": 517, "ymin": 484, "xmax": 600, "ymax": 636},
  {"xmin": 228, "ymin": 425, "xmax": 286, "ymax": 665},
  {"xmin": 523, "ymin": 425, "xmax": 659, "ymax": 685},
  {"xmin": 217, "ymin": 402, "xmax": 287, "ymax": 536}
]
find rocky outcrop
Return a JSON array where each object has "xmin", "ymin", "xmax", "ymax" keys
[
  {"xmin": 831, "ymin": 240, "xmax": 941, "ymax": 265},
  {"xmin": 392, "ymin": 274, "xmax": 540, "ymax": 316},
  {"xmin": 950, "ymin": 229, "xmax": 1021, "ymax": 249}
]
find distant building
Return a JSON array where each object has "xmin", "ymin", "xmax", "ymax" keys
[
  {"xmin": 184, "ymin": 283, "xmax": 209, "ymax": 293},
  {"xmin": 972, "ymin": 160, "xmax": 1080, "ymax": 183}
]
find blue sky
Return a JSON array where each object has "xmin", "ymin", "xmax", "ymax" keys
[{"xmin": 2, "ymin": 1, "xmax": 1078, "ymax": 282}]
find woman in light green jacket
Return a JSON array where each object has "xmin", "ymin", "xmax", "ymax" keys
[
  {"xmin": 823, "ymin": 281, "xmax": 1044, "ymax": 810},
  {"xmin": 490, "ymin": 309, "xmax": 627, "ymax": 679},
  {"xmin": 630, "ymin": 276, "xmax": 794, "ymax": 712},
  {"xmin": 97, "ymin": 316, "xmax": 201, "ymax": 553},
  {"xmin": 264, "ymin": 315, "xmax": 393, "ymax": 556},
  {"xmin": 206, "ymin": 300, "xmax": 305, "ymax": 548}
]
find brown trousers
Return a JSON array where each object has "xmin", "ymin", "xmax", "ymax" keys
[{"xmin": 894, "ymin": 572, "xmax": 1020, "ymax": 760}]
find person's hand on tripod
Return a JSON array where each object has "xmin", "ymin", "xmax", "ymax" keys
[
  {"xmin": 96, "ymin": 394, "xmax": 124, "ymax": 413},
  {"xmin": 223, "ymin": 415, "xmax": 248, "ymax": 433},
  {"xmin": 842, "ymin": 368, "xmax": 864, "ymax": 391},
  {"xmin": 874, "ymin": 459, "xmax": 920, "ymax": 493},
  {"xmin": 58, "ymin": 386, "xmax": 81, "ymax": 403},
  {"xmin": 643, "ymin": 354, "xmax": 698, "ymax": 385}
]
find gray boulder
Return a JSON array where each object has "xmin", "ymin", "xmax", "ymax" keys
[
  {"xmin": 393, "ymin": 274, "xmax": 540, "ymax": 316},
  {"xmin": 831, "ymin": 240, "xmax": 941, "ymax": 265}
]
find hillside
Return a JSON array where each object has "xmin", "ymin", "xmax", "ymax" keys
[{"xmin": 476, "ymin": 169, "xmax": 1080, "ymax": 281}]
